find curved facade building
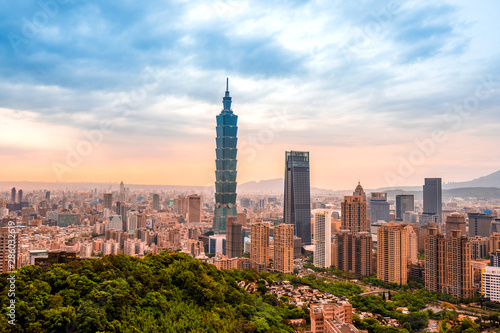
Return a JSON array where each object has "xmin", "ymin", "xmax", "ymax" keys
[{"xmin": 213, "ymin": 79, "xmax": 238, "ymax": 234}]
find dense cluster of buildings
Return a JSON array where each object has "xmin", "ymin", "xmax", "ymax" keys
[{"xmin": 1, "ymin": 82, "xmax": 500, "ymax": 308}]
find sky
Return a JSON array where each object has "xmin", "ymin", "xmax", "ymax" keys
[{"xmin": 1, "ymin": 0, "xmax": 500, "ymax": 190}]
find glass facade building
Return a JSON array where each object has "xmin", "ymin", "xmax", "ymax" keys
[
  {"xmin": 284, "ymin": 151, "xmax": 311, "ymax": 245},
  {"xmin": 213, "ymin": 79, "xmax": 238, "ymax": 234},
  {"xmin": 423, "ymin": 178, "xmax": 442, "ymax": 225}
]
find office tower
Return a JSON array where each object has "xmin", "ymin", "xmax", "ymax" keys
[
  {"xmin": 447, "ymin": 230, "xmax": 473, "ymax": 299},
  {"xmin": 314, "ymin": 210, "xmax": 332, "ymax": 268},
  {"xmin": 0, "ymin": 227, "xmax": 20, "ymax": 273},
  {"xmin": 208, "ymin": 235, "xmax": 226, "ymax": 255},
  {"xmin": 213, "ymin": 79, "xmax": 238, "ymax": 234},
  {"xmin": 481, "ymin": 267, "xmax": 500, "ymax": 302},
  {"xmin": 284, "ymin": 151, "xmax": 311, "ymax": 245},
  {"xmin": 103, "ymin": 193, "xmax": 113, "ymax": 210},
  {"xmin": 423, "ymin": 178, "xmax": 442, "ymax": 225},
  {"xmin": 119, "ymin": 181, "xmax": 125, "ymax": 201},
  {"xmin": 250, "ymin": 223, "xmax": 269, "ymax": 268},
  {"xmin": 45, "ymin": 191, "xmax": 50, "ymax": 201},
  {"xmin": 341, "ymin": 183, "xmax": 368, "ymax": 232},
  {"xmin": 274, "ymin": 224, "xmax": 294, "ymax": 273},
  {"xmin": 424, "ymin": 227, "xmax": 447, "ymax": 293},
  {"xmin": 331, "ymin": 230, "xmax": 372, "ymax": 277},
  {"xmin": 377, "ymin": 223, "xmax": 407, "ymax": 285},
  {"xmin": 468, "ymin": 212, "xmax": 493, "ymax": 237},
  {"xmin": 187, "ymin": 194, "xmax": 202, "ymax": 223},
  {"xmin": 405, "ymin": 225, "xmax": 418, "ymax": 264},
  {"xmin": 126, "ymin": 212, "xmax": 137, "ymax": 232},
  {"xmin": 470, "ymin": 236, "xmax": 489, "ymax": 259},
  {"xmin": 226, "ymin": 216, "xmax": 242, "ymax": 258},
  {"xmin": 174, "ymin": 196, "xmax": 187, "ymax": 215},
  {"xmin": 115, "ymin": 201, "xmax": 121, "ymax": 215},
  {"xmin": 18, "ymin": 189, "xmax": 23, "ymax": 204},
  {"xmin": 396, "ymin": 194, "xmax": 414, "ymax": 221},
  {"xmin": 369, "ymin": 192, "xmax": 390, "ymax": 223},
  {"xmin": 11, "ymin": 187, "xmax": 16, "ymax": 202},
  {"xmin": 445, "ymin": 213, "xmax": 466, "ymax": 236},
  {"xmin": 152, "ymin": 194, "xmax": 160, "ymax": 211}
]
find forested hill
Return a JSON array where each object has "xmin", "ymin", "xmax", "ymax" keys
[{"xmin": 0, "ymin": 252, "xmax": 297, "ymax": 333}]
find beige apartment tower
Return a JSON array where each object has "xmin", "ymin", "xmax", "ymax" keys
[
  {"xmin": 314, "ymin": 210, "xmax": 332, "ymax": 268},
  {"xmin": 447, "ymin": 230, "xmax": 473, "ymax": 299},
  {"xmin": 445, "ymin": 213, "xmax": 466, "ymax": 237},
  {"xmin": 274, "ymin": 224, "xmax": 294, "ymax": 273},
  {"xmin": 0, "ymin": 227, "xmax": 20, "ymax": 273},
  {"xmin": 341, "ymin": 183, "xmax": 368, "ymax": 232},
  {"xmin": 186, "ymin": 194, "xmax": 202, "ymax": 223},
  {"xmin": 251, "ymin": 223, "xmax": 270, "ymax": 268},
  {"xmin": 424, "ymin": 227, "xmax": 447, "ymax": 293},
  {"xmin": 377, "ymin": 223, "xmax": 407, "ymax": 285}
]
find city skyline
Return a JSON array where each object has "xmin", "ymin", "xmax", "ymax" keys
[{"xmin": 1, "ymin": 1, "xmax": 500, "ymax": 190}]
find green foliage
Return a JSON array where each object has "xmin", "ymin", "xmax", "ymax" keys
[{"xmin": 0, "ymin": 252, "xmax": 296, "ymax": 333}]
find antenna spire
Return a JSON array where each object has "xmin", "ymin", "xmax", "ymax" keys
[{"xmin": 226, "ymin": 77, "xmax": 229, "ymax": 92}]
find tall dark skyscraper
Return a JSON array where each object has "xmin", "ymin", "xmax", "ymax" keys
[
  {"xmin": 11, "ymin": 187, "xmax": 16, "ymax": 202},
  {"xmin": 423, "ymin": 178, "xmax": 442, "ymax": 225},
  {"xmin": 45, "ymin": 191, "xmax": 50, "ymax": 201},
  {"xmin": 213, "ymin": 79, "xmax": 238, "ymax": 234},
  {"xmin": 284, "ymin": 151, "xmax": 311, "ymax": 245},
  {"xmin": 18, "ymin": 189, "xmax": 23, "ymax": 204}
]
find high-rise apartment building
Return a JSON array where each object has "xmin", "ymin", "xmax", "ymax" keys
[
  {"xmin": 187, "ymin": 194, "xmax": 202, "ymax": 223},
  {"xmin": 447, "ymin": 230, "xmax": 473, "ymax": 299},
  {"xmin": 250, "ymin": 223, "xmax": 269, "ymax": 268},
  {"xmin": 424, "ymin": 227, "xmax": 447, "ymax": 294},
  {"xmin": 0, "ymin": 227, "xmax": 20, "ymax": 273},
  {"xmin": 226, "ymin": 216, "xmax": 242, "ymax": 258},
  {"xmin": 331, "ymin": 230, "xmax": 372, "ymax": 277},
  {"xmin": 468, "ymin": 212, "xmax": 493, "ymax": 238},
  {"xmin": 214, "ymin": 80, "xmax": 238, "ymax": 234},
  {"xmin": 152, "ymin": 194, "xmax": 160, "ymax": 211},
  {"xmin": 119, "ymin": 181, "xmax": 125, "ymax": 202},
  {"xmin": 341, "ymin": 183, "xmax": 368, "ymax": 232},
  {"xmin": 423, "ymin": 178, "xmax": 442, "ymax": 225},
  {"xmin": 396, "ymin": 194, "xmax": 414, "ymax": 221},
  {"xmin": 369, "ymin": 192, "xmax": 390, "ymax": 223},
  {"xmin": 377, "ymin": 223, "xmax": 407, "ymax": 285},
  {"xmin": 103, "ymin": 193, "xmax": 113, "ymax": 210},
  {"xmin": 445, "ymin": 213, "xmax": 466, "ymax": 236},
  {"xmin": 314, "ymin": 210, "xmax": 332, "ymax": 268},
  {"xmin": 284, "ymin": 151, "xmax": 311, "ymax": 245},
  {"xmin": 274, "ymin": 224, "xmax": 294, "ymax": 273},
  {"xmin": 424, "ymin": 228, "xmax": 473, "ymax": 299},
  {"xmin": 470, "ymin": 236, "xmax": 489, "ymax": 259},
  {"xmin": 405, "ymin": 224, "xmax": 418, "ymax": 264}
]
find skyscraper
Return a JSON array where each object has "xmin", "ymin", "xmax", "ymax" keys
[
  {"xmin": 152, "ymin": 194, "xmax": 160, "ymax": 211},
  {"xmin": 314, "ymin": 210, "xmax": 332, "ymax": 268},
  {"xmin": 423, "ymin": 178, "xmax": 442, "ymax": 225},
  {"xmin": 284, "ymin": 151, "xmax": 311, "ymax": 245},
  {"xmin": 187, "ymin": 194, "xmax": 202, "ymax": 223},
  {"xmin": 377, "ymin": 223, "xmax": 408, "ymax": 285},
  {"xmin": 213, "ymin": 79, "xmax": 238, "ymax": 234},
  {"xmin": 341, "ymin": 183, "xmax": 368, "ymax": 232},
  {"xmin": 396, "ymin": 194, "xmax": 414, "ymax": 221},
  {"xmin": 369, "ymin": 192, "xmax": 390, "ymax": 223},
  {"xmin": 119, "ymin": 181, "xmax": 125, "ymax": 202},
  {"xmin": 18, "ymin": 189, "xmax": 23, "ymax": 204},
  {"xmin": 226, "ymin": 216, "xmax": 242, "ymax": 258},
  {"xmin": 0, "ymin": 227, "xmax": 20, "ymax": 273},
  {"xmin": 11, "ymin": 187, "xmax": 16, "ymax": 202},
  {"xmin": 274, "ymin": 224, "xmax": 294, "ymax": 273},
  {"xmin": 103, "ymin": 193, "xmax": 113, "ymax": 210},
  {"xmin": 45, "ymin": 191, "xmax": 50, "ymax": 201}
]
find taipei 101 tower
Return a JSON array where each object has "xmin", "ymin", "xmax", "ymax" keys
[{"xmin": 213, "ymin": 79, "xmax": 238, "ymax": 234}]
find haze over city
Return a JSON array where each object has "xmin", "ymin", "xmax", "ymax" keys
[{"xmin": 1, "ymin": 1, "xmax": 500, "ymax": 190}]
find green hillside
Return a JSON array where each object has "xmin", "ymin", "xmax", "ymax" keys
[{"xmin": 0, "ymin": 252, "xmax": 298, "ymax": 333}]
